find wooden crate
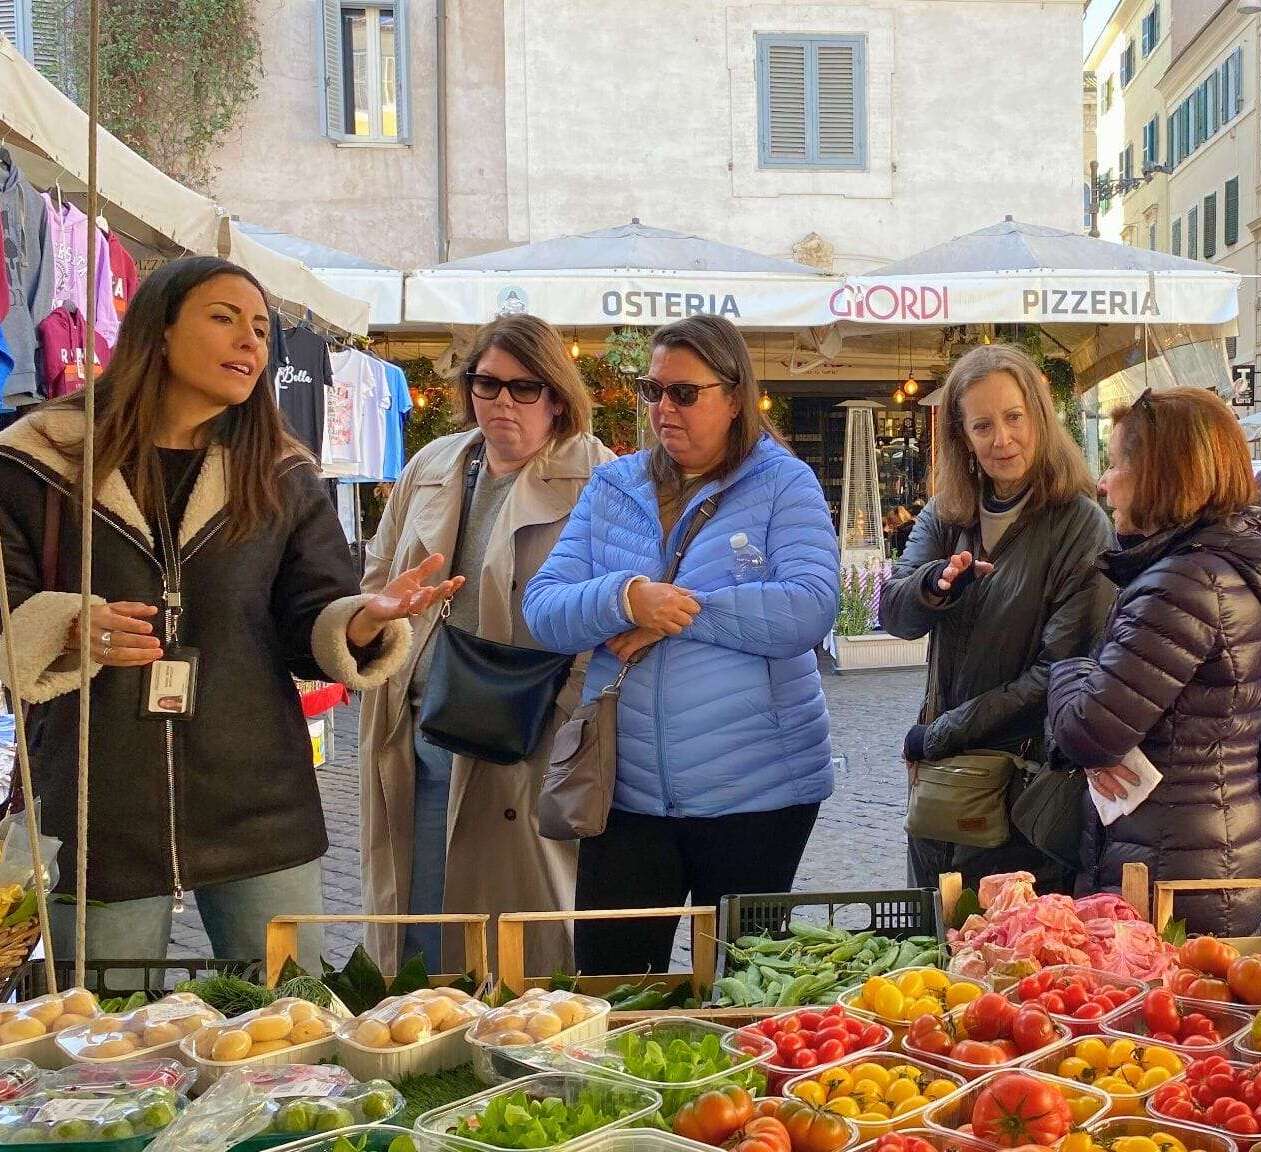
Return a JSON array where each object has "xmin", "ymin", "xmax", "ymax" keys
[
  {"xmin": 496, "ymin": 906, "xmax": 717, "ymax": 1002},
  {"xmin": 1132, "ymin": 864, "xmax": 1261, "ymax": 955},
  {"xmin": 264, "ymin": 913, "xmax": 490, "ymax": 987}
]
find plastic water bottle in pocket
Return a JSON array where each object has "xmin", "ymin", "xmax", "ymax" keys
[{"xmin": 729, "ymin": 532, "xmax": 768, "ymax": 583}]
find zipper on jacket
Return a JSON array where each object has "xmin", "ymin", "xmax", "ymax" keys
[{"xmin": 156, "ymin": 568, "xmax": 185, "ymax": 913}]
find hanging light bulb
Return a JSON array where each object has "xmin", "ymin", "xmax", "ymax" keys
[
  {"xmin": 415, "ymin": 392, "xmax": 429, "ymax": 409},
  {"xmin": 570, "ymin": 336, "xmax": 581, "ymax": 359},
  {"xmin": 904, "ymin": 376, "xmax": 919, "ymax": 396},
  {"xmin": 903, "ymin": 339, "xmax": 918, "ymax": 395},
  {"xmin": 758, "ymin": 391, "xmax": 773, "ymax": 412},
  {"xmin": 893, "ymin": 388, "xmax": 906, "ymax": 405}
]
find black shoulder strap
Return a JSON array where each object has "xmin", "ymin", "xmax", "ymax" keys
[
  {"xmin": 663, "ymin": 494, "xmax": 720, "ymax": 583},
  {"xmin": 449, "ymin": 440, "xmax": 486, "ymax": 573}
]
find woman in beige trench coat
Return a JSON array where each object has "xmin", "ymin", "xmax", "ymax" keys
[{"xmin": 359, "ymin": 315, "xmax": 614, "ymax": 977}]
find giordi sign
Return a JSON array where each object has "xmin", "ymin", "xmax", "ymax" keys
[{"xmin": 828, "ymin": 282, "xmax": 950, "ymax": 321}]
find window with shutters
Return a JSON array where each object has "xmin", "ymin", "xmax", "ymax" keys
[
  {"xmin": 1149, "ymin": 224, "xmax": 1157, "ymax": 251},
  {"xmin": 1121, "ymin": 41, "xmax": 1135, "ymax": 87},
  {"xmin": 1226, "ymin": 177, "xmax": 1240, "ymax": 247},
  {"xmin": 0, "ymin": 0, "xmax": 32, "ymax": 57},
  {"xmin": 1141, "ymin": 5, "xmax": 1159, "ymax": 57},
  {"xmin": 1188, "ymin": 206, "xmax": 1198, "ymax": 260},
  {"xmin": 1171, "ymin": 218, "xmax": 1182, "ymax": 257},
  {"xmin": 757, "ymin": 34, "xmax": 867, "ymax": 170},
  {"xmin": 1142, "ymin": 117, "xmax": 1159, "ymax": 169},
  {"xmin": 1227, "ymin": 337, "xmax": 1238, "ymax": 361},
  {"xmin": 1203, "ymin": 192, "xmax": 1217, "ymax": 259},
  {"xmin": 1120, "ymin": 143, "xmax": 1134, "ymax": 187},
  {"xmin": 1102, "ymin": 74, "xmax": 1114, "ymax": 113},
  {"xmin": 320, "ymin": 0, "xmax": 409, "ymax": 142}
]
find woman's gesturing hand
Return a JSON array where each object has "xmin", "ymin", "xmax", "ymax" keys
[
  {"xmin": 348, "ymin": 554, "xmax": 465, "ymax": 647},
  {"xmin": 627, "ymin": 580, "xmax": 700, "ymax": 635},
  {"xmin": 608, "ymin": 626, "xmax": 665, "ymax": 663},
  {"xmin": 68, "ymin": 602, "xmax": 164, "ymax": 667},
  {"xmin": 935, "ymin": 550, "xmax": 994, "ymax": 594}
]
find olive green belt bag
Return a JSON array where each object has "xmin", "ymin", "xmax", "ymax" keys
[{"xmin": 905, "ymin": 751, "xmax": 1027, "ymax": 849}]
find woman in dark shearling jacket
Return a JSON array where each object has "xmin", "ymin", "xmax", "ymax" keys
[{"xmin": 1049, "ymin": 387, "xmax": 1261, "ymax": 937}]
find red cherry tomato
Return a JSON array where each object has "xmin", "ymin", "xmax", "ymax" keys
[{"xmin": 791, "ymin": 1049, "xmax": 819, "ymax": 1070}]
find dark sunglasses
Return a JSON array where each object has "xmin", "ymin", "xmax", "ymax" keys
[
  {"xmin": 635, "ymin": 376, "xmax": 731, "ymax": 407},
  {"xmin": 465, "ymin": 372, "xmax": 549, "ymax": 404}
]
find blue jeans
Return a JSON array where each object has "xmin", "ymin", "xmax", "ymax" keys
[
  {"xmin": 405, "ymin": 729, "xmax": 453, "ymax": 970},
  {"xmin": 49, "ymin": 860, "xmax": 324, "ymax": 986}
]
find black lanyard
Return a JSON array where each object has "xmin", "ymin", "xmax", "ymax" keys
[{"xmin": 153, "ymin": 454, "xmax": 201, "ymax": 642}]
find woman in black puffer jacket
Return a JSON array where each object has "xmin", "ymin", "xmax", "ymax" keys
[{"xmin": 1048, "ymin": 387, "xmax": 1261, "ymax": 937}]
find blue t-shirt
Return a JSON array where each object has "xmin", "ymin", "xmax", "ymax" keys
[{"xmin": 382, "ymin": 361, "xmax": 413, "ymax": 481}]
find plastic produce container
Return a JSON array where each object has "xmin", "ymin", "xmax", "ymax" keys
[
  {"xmin": 0, "ymin": 1083, "xmax": 185, "ymax": 1149},
  {"xmin": 840, "ymin": 968, "xmax": 987, "ymax": 1041},
  {"xmin": 337, "ymin": 989, "xmax": 488, "ymax": 1082},
  {"xmin": 570, "ymin": 1133, "xmax": 715, "ymax": 1152},
  {"xmin": 40, "ymin": 1060, "xmax": 196, "ymax": 1098},
  {"xmin": 1019, "ymin": 1035, "xmax": 1187, "ymax": 1119},
  {"xmin": 1103, "ymin": 999, "xmax": 1253, "ymax": 1062},
  {"xmin": 562, "ymin": 1019, "xmax": 773, "ymax": 1120},
  {"xmin": 179, "ymin": 999, "xmax": 338, "ymax": 1091},
  {"xmin": 412, "ymin": 1072, "xmax": 661, "ymax": 1152},
  {"xmin": 1081, "ymin": 1115, "xmax": 1240, "ymax": 1152},
  {"xmin": 1003, "ymin": 965, "xmax": 1147, "ymax": 1039},
  {"xmin": 0, "ymin": 990, "xmax": 101, "ymax": 1070},
  {"xmin": 785, "ymin": 1051, "xmax": 965, "ymax": 1141},
  {"xmin": 850, "ymin": 1127, "xmax": 994, "ymax": 1152},
  {"xmin": 56, "ymin": 993, "xmax": 223, "ymax": 1068},
  {"xmin": 731, "ymin": 1007, "xmax": 893, "ymax": 1095},
  {"xmin": 900, "ymin": 1006, "xmax": 1071, "ymax": 1082},
  {"xmin": 226, "ymin": 1066, "xmax": 403, "ymax": 1152},
  {"xmin": 0, "ymin": 1064, "xmax": 38, "ymax": 1107},
  {"xmin": 924, "ymin": 1069, "xmax": 1110, "ymax": 1147},
  {"xmin": 1144, "ymin": 1058, "xmax": 1255, "ymax": 1135},
  {"xmin": 268, "ymin": 1126, "xmax": 418, "ymax": 1152},
  {"xmin": 466, "ymin": 991, "xmax": 609, "ymax": 1086}
]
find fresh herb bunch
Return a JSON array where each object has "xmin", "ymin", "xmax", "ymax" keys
[
  {"xmin": 451, "ymin": 1089, "xmax": 635, "ymax": 1149},
  {"xmin": 608, "ymin": 1030, "xmax": 766, "ymax": 1118}
]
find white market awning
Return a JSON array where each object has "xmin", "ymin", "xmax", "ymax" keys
[{"xmin": 0, "ymin": 34, "xmax": 370, "ymax": 334}]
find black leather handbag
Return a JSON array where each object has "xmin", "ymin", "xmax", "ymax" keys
[{"xmin": 418, "ymin": 443, "xmax": 574, "ymax": 765}]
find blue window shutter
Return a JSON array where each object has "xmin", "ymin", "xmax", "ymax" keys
[
  {"xmin": 816, "ymin": 40, "xmax": 864, "ymax": 166},
  {"xmin": 759, "ymin": 38, "xmax": 808, "ymax": 165},
  {"xmin": 1172, "ymin": 218, "xmax": 1181, "ymax": 257},
  {"xmin": 320, "ymin": 0, "xmax": 346, "ymax": 138},
  {"xmin": 1234, "ymin": 47, "xmax": 1244, "ymax": 113},
  {"xmin": 1188, "ymin": 205, "xmax": 1199, "ymax": 259},
  {"xmin": 1204, "ymin": 192, "xmax": 1217, "ymax": 259},
  {"xmin": 758, "ymin": 35, "xmax": 865, "ymax": 169},
  {"xmin": 1226, "ymin": 177, "xmax": 1240, "ymax": 247},
  {"xmin": 1210, "ymin": 70, "xmax": 1220, "ymax": 134},
  {"xmin": 394, "ymin": 0, "xmax": 410, "ymax": 142}
]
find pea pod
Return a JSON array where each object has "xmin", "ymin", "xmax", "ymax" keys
[
  {"xmin": 713, "ymin": 976, "xmax": 751, "ymax": 1007},
  {"xmin": 828, "ymin": 930, "xmax": 875, "ymax": 961},
  {"xmin": 611, "ymin": 983, "xmax": 670, "ymax": 1011},
  {"xmin": 866, "ymin": 939, "xmax": 901, "ymax": 975}
]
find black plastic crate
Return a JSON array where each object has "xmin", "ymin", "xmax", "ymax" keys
[
  {"xmin": 715, "ymin": 888, "xmax": 944, "ymax": 978},
  {"xmin": 3, "ymin": 956, "xmax": 263, "ymax": 1001}
]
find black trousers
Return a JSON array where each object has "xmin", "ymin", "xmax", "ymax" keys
[{"xmin": 574, "ymin": 802, "xmax": 821, "ymax": 974}]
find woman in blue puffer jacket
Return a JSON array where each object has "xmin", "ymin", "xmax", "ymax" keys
[{"xmin": 524, "ymin": 315, "xmax": 839, "ymax": 973}]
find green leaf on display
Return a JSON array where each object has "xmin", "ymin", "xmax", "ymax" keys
[
  {"xmin": 322, "ymin": 945, "xmax": 389, "ymax": 1016},
  {"xmin": 951, "ymin": 888, "xmax": 982, "ymax": 929},
  {"xmin": 388, "ymin": 951, "xmax": 432, "ymax": 997},
  {"xmin": 1162, "ymin": 918, "xmax": 1188, "ymax": 947}
]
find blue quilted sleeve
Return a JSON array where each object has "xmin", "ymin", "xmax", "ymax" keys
[
  {"xmin": 686, "ymin": 461, "xmax": 840, "ymax": 658},
  {"xmin": 523, "ymin": 477, "xmax": 643, "ymax": 654}
]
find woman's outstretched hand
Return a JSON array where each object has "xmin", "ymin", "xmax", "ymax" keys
[
  {"xmin": 935, "ymin": 550, "xmax": 994, "ymax": 594},
  {"xmin": 348, "ymin": 554, "xmax": 464, "ymax": 647}
]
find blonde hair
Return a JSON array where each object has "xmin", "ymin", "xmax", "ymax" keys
[
  {"xmin": 934, "ymin": 343, "xmax": 1094, "ymax": 524},
  {"xmin": 1111, "ymin": 387, "xmax": 1254, "ymax": 532},
  {"xmin": 452, "ymin": 314, "xmax": 592, "ymax": 440}
]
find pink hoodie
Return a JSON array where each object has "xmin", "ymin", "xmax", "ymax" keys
[{"xmin": 41, "ymin": 193, "xmax": 120, "ymax": 348}]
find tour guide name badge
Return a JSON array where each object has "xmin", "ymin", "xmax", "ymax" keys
[{"xmin": 141, "ymin": 643, "xmax": 200, "ymax": 719}]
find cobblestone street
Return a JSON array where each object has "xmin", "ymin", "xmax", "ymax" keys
[{"xmin": 171, "ymin": 662, "xmax": 928, "ymax": 967}]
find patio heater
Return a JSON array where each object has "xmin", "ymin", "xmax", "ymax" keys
[{"xmin": 837, "ymin": 400, "xmax": 886, "ymax": 568}]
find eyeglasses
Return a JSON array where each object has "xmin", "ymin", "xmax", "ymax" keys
[
  {"xmin": 466, "ymin": 372, "xmax": 549, "ymax": 404},
  {"xmin": 635, "ymin": 377, "xmax": 731, "ymax": 407}
]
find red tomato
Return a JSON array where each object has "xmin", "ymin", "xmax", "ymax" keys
[
  {"xmin": 874, "ymin": 1136, "xmax": 939, "ymax": 1152},
  {"xmin": 861, "ymin": 1023, "xmax": 885, "ymax": 1047},
  {"xmin": 1010, "ymin": 1005, "xmax": 1058, "ymax": 1054},
  {"xmin": 778, "ymin": 1017, "xmax": 802, "ymax": 1034},
  {"xmin": 791, "ymin": 1049, "xmax": 819, "ymax": 1070},
  {"xmin": 1171, "ymin": 970, "xmax": 1201, "ymax": 997},
  {"xmin": 908, "ymin": 1014, "xmax": 954, "ymax": 1057},
  {"xmin": 971, "ymin": 1072, "xmax": 1073, "ymax": 1149},
  {"xmin": 1229, "ymin": 956, "xmax": 1261, "ymax": 1005},
  {"xmin": 964, "ymin": 992, "xmax": 1017, "ymax": 1042},
  {"xmin": 1074, "ymin": 1002, "xmax": 1105, "ymax": 1022},
  {"xmin": 727, "ymin": 1117, "xmax": 793, "ymax": 1152},
  {"xmin": 1187, "ymin": 977, "xmax": 1233, "ymax": 1003},
  {"xmin": 813, "ymin": 1026, "xmax": 847, "ymax": 1048},
  {"xmin": 823, "ymin": 1004, "xmax": 846, "ymax": 1018},
  {"xmin": 952, "ymin": 1040, "xmax": 1010, "ymax": 1066},
  {"xmin": 1182, "ymin": 1034, "xmax": 1218, "ymax": 1048},
  {"xmin": 1060, "ymin": 983, "xmax": 1088, "ymax": 1013},
  {"xmin": 1181, "ymin": 1013, "xmax": 1219, "ymax": 1039},
  {"xmin": 776, "ymin": 1099, "xmax": 853, "ymax": 1152},
  {"xmin": 1150, "ymin": 1031, "xmax": 1179, "ymax": 1044},
  {"xmin": 816, "ymin": 1038, "xmax": 844, "ymax": 1063},
  {"xmin": 674, "ymin": 1085, "xmax": 755, "ymax": 1145},
  {"xmin": 759, "ymin": 1019, "xmax": 781, "ymax": 1039},
  {"xmin": 778, "ymin": 1033, "xmax": 806, "ymax": 1056},
  {"xmin": 1017, "ymin": 977, "xmax": 1041, "ymax": 1003},
  {"xmin": 1181, "ymin": 937, "xmax": 1241, "ymax": 979},
  {"xmin": 1144, "ymin": 989, "xmax": 1181, "ymax": 1035},
  {"xmin": 1041, "ymin": 992, "xmax": 1066, "ymax": 1015},
  {"xmin": 797, "ymin": 1011, "xmax": 824, "ymax": 1030}
]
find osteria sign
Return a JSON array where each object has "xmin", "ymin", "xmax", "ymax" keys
[{"xmin": 402, "ymin": 269, "xmax": 1239, "ymax": 328}]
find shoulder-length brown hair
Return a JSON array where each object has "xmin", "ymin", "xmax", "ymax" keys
[
  {"xmin": 452, "ymin": 314, "xmax": 592, "ymax": 440},
  {"xmin": 1111, "ymin": 386, "xmax": 1254, "ymax": 532},
  {"xmin": 647, "ymin": 315, "xmax": 788, "ymax": 494},
  {"xmin": 46, "ymin": 256, "xmax": 302, "ymax": 543},
  {"xmin": 934, "ymin": 343, "xmax": 1094, "ymax": 524}
]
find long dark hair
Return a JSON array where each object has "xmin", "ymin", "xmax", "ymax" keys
[
  {"xmin": 648, "ymin": 315, "xmax": 787, "ymax": 503},
  {"xmin": 47, "ymin": 256, "xmax": 302, "ymax": 542}
]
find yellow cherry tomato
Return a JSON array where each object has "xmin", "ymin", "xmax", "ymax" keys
[
  {"xmin": 1138, "ymin": 1066, "xmax": 1172, "ymax": 1092},
  {"xmin": 893, "ymin": 1095, "xmax": 930, "ymax": 1116},
  {"xmin": 873, "ymin": 986, "xmax": 906, "ymax": 1020},
  {"xmin": 851, "ymin": 1063, "xmax": 892, "ymax": 1090},
  {"xmin": 819, "ymin": 1067, "xmax": 852, "ymax": 1091},
  {"xmin": 1118, "ymin": 1063, "xmax": 1145, "ymax": 1088},
  {"xmin": 1150, "ymin": 1135, "xmax": 1188, "ymax": 1152},
  {"xmin": 885, "ymin": 1079, "xmax": 920, "ymax": 1106},
  {"xmin": 925, "ymin": 1079, "xmax": 957, "ymax": 1100},
  {"xmin": 946, "ymin": 982, "xmax": 981, "ymax": 1009},
  {"xmin": 1077, "ymin": 1037, "xmax": 1110, "ymax": 1072},
  {"xmin": 897, "ymin": 972, "xmax": 926, "ymax": 999},
  {"xmin": 1107, "ymin": 1039, "xmax": 1138, "ymax": 1069},
  {"xmin": 886, "ymin": 1065, "xmax": 923, "ymax": 1084},
  {"xmin": 852, "ymin": 1078, "xmax": 885, "ymax": 1100},
  {"xmin": 824, "ymin": 1097, "xmax": 861, "ymax": 1118},
  {"xmin": 906, "ymin": 996, "xmax": 941, "ymax": 1021},
  {"xmin": 1141, "ymin": 1047, "xmax": 1183, "ymax": 1074},
  {"xmin": 793, "ymin": 1081, "xmax": 827, "ymax": 1108},
  {"xmin": 1093, "ymin": 1074, "xmax": 1131, "ymax": 1095},
  {"xmin": 1061, "ymin": 1132, "xmax": 1095, "ymax": 1152},
  {"xmin": 1113, "ymin": 1138, "xmax": 1161, "ymax": 1152},
  {"xmin": 862, "ymin": 976, "xmax": 894, "ymax": 1008},
  {"xmin": 1068, "ymin": 1095, "xmax": 1103, "ymax": 1125},
  {"xmin": 921, "ymin": 970, "xmax": 951, "ymax": 992},
  {"xmin": 861, "ymin": 1102, "xmax": 892, "ymax": 1120},
  {"xmin": 1059, "ymin": 1056, "xmax": 1094, "ymax": 1082}
]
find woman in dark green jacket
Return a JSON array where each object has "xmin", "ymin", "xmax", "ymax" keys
[{"xmin": 879, "ymin": 344, "xmax": 1114, "ymax": 891}]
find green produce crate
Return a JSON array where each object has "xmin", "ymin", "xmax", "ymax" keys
[
  {"xmin": 714, "ymin": 888, "xmax": 944, "ymax": 980},
  {"xmin": 3, "ymin": 957, "xmax": 263, "ymax": 1001}
]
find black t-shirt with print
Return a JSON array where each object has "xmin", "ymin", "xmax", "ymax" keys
[{"xmin": 273, "ymin": 323, "xmax": 332, "ymax": 457}]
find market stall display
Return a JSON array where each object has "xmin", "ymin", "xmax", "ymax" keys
[
  {"xmin": 181, "ymin": 1001, "xmax": 339, "ymax": 1090},
  {"xmin": 840, "ymin": 970, "xmax": 985, "ymax": 1035},
  {"xmin": 0, "ymin": 1082, "xmax": 183, "ymax": 1148},
  {"xmin": 1101, "ymin": 995, "xmax": 1251, "ymax": 1061},
  {"xmin": 1018, "ymin": 1035, "xmax": 1186, "ymax": 1117},
  {"xmin": 734, "ymin": 1007, "xmax": 890, "ymax": 1093},
  {"xmin": 1063, "ymin": 1116, "xmax": 1238, "ymax": 1152},
  {"xmin": 339, "ymin": 990, "xmax": 489, "ymax": 1082},
  {"xmin": 1004, "ymin": 966, "xmax": 1145, "ymax": 1037},
  {"xmin": 466, "ymin": 991, "xmax": 609, "ymax": 1086},
  {"xmin": 1148, "ymin": 1056, "xmax": 1261, "ymax": 1138},
  {"xmin": 0, "ymin": 991, "xmax": 101, "ymax": 1069},
  {"xmin": 902, "ymin": 996, "xmax": 1069, "ymax": 1080},
  {"xmin": 783, "ymin": 1053, "xmax": 961, "ymax": 1140},
  {"xmin": 56, "ymin": 994, "xmax": 223, "ymax": 1066}
]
